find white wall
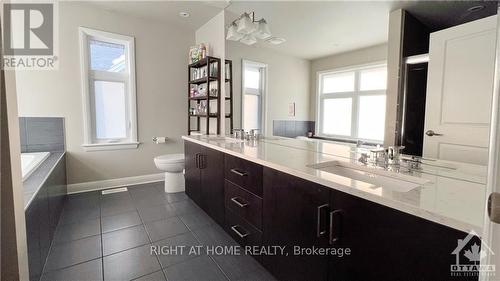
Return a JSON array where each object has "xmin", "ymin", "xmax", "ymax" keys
[
  {"xmin": 15, "ymin": 2, "xmax": 194, "ymax": 184},
  {"xmin": 309, "ymin": 43, "xmax": 388, "ymax": 121},
  {"xmin": 226, "ymin": 41, "xmax": 311, "ymax": 136}
]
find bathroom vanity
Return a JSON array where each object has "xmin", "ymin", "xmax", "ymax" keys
[{"xmin": 183, "ymin": 135, "xmax": 485, "ymax": 281}]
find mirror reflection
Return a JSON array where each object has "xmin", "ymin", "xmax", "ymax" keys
[{"xmin": 224, "ymin": 1, "xmax": 498, "ymax": 171}]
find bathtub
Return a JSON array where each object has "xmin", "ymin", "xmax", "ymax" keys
[{"xmin": 21, "ymin": 152, "xmax": 51, "ymax": 182}]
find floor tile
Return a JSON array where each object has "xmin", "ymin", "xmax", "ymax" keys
[
  {"xmin": 137, "ymin": 204, "xmax": 176, "ymax": 223},
  {"xmin": 44, "ymin": 235, "xmax": 102, "ymax": 272},
  {"xmin": 132, "ymin": 193, "xmax": 166, "ymax": 207},
  {"xmin": 170, "ymin": 199, "xmax": 201, "ymax": 216},
  {"xmin": 132, "ymin": 270, "xmax": 166, "ymax": 281},
  {"xmin": 145, "ymin": 217, "xmax": 189, "ymax": 242},
  {"xmin": 103, "ymin": 244, "xmax": 161, "ymax": 281},
  {"xmin": 103, "ymin": 225, "xmax": 150, "ymax": 256},
  {"xmin": 163, "ymin": 256, "xmax": 227, "ymax": 281},
  {"xmin": 212, "ymin": 253, "xmax": 265, "ymax": 281},
  {"xmin": 41, "ymin": 258, "xmax": 103, "ymax": 281},
  {"xmin": 163, "ymin": 192, "xmax": 188, "ymax": 203},
  {"xmin": 179, "ymin": 210, "xmax": 215, "ymax": 231},
  {"xmin": 192, "ymin": 224, "xmax": 235, "ymax": 248},
  {"xmin": 100, "ymin": 199, "xmax": 136, "ymax": 217},
  {"xmin": 153, "ymin": 232, "xmax": 205, "ymax": 268},
  {"xmin": 101, "ymin": 210, "xmax": 142, "ymax": 233},
  {"xmin": 53, "ymin": 218, "xmax": 100, "ymax": 244},
  {"xmin": 59, "ymin": 206, "xmax": 100, "ymax": 225}
]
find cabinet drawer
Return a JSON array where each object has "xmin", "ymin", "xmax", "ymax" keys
[
  {"xmin": 225, "ymin": 209, "xmax": 262, "ymax": 249},
  {"xmin": 225, "ymin": 180, "xmax": 262, "ymax": 230},
  {"xmin": 224, "ymin": 154, "xmax": 263, "ymax": 196}
]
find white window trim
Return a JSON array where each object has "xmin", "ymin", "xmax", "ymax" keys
[
  {"xmin": 315, "ymin": 61, "xmax": 387, "ymax": 143},
  {"xmin": 79, "ymin": 27, "xmax": 139, "ymax": 151},
  {"xmin": 241, "ymin": 59, "xmax": 268, "ymax": 134}
]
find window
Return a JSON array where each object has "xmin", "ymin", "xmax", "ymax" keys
[
  {"xmin": 317, "ymin": 64, "xmax": 387, "ymax": 142},
  {"xmin": 242, "ymin": 60, "xmax": 266, "ymax": 132},
  {"xmin": 79, "ymin": 27, "xmax": 138, "ymax": 151}
]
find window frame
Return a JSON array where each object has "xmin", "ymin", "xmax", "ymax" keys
[
  {"xmin": 241, "ymin": 59, "xmax": 267, "ymax": 134},
  {"xmin": 79, "ymin": 27, "xmax": 138, "ymax": 151},
  {"xmin": 316, "ymin": 62, "xmax": 387, "ymax": 143}
]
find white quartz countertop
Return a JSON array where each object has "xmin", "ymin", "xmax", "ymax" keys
[{"xmin": 182, "ymin": 135, "xmax": 487, "ymax": 234}]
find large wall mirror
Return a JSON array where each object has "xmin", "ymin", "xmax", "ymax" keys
[{"xmin": 224, "ymin": 1, "xmax": 498, "ymax": 169}]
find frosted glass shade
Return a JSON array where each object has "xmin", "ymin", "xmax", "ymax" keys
[
  {"xmin": 226, "ymin": 23, "xmax": 243, "ymax": 41},
  {"xmin": 254, "ymin": 19, "xmax": 271, "ymax": 40},
  {"xmin": 237, "ymin": 13, "xmax": 257, "ymax": 35},
  {"xmin": 240, "ymin": 34, "xmax": 257, "ymax": 45}
]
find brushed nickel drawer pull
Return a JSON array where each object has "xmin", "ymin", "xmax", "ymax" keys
[
  {"xmin": 231, "ymin": 197, "xmax": 249, "ymax": 208},
  {"xmin": 231, "ymin": 225, "xmax": 249, "ymax": 238},
  {"xmin": 230, "ymin": 168, "xmax": 248, "ymax": 177},
  {"xmin": 316, "ymin": 204, "xmax": 329, "ymax": 237},
  {"xmin": 329, "ymin": 209, "xmax": 342, "ymax": 245}
]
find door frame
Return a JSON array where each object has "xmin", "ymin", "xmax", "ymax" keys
[
  {"xmin": 241, "ymin": 59, "xmax": 268, "ymax": 135},
  {"xmin": 482, "ymin": 5, "xmax": 500, "ymax": 281}
]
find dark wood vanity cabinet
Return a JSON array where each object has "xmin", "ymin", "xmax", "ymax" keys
[
  {"xmin": 262, "ymin": 168, "xmax": 331, "ymax": 281},
  {"xmin": 329, "ymin": 190, "xmax": 472, "ymax": 281},
  {"xmin": 262, "ymin": 167, "xmax": 477, "ymax": 281},
  {"xmin": 184, "ymin": 141, "xmax": 224, "ymax": 225},
  {"xmin": 184, "ymin": 141, "xmax": 478, "ymax": 281}
]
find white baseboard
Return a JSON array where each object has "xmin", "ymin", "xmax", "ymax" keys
[{"xmin": 67, "ymin": 173, "xmax": 164, "ymax": 194}]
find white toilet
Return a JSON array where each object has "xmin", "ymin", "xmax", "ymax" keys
[{"xmin": 154, "ymin": 153, "xmax": 185, "ymax": 193}]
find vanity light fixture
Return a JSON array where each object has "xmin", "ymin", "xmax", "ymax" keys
[
  {"xmin": 226, "ymin": 22, "xmax": 244, "ymax": 41},
  {"xmin": 254, "ymin": 19, "xmax": 272, "ymax": 39},
  {"xmin": 240, "ymin": 34, "xmax": 257, "ymax": 45},
  {"xmin": 266, "ymin": 37, "xmax": 286, "ymax": 45},
  {"xmin": 226, "ymin": 11, "xmax": 275, "ymax": 46}
]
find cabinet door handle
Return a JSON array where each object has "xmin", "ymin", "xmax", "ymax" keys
[
  {"xmin": 231, "ymin": 197, "xmax": 249, "ymax": 208},
  {"xmin": 329, "ymin": 209, "xmax": 342, "ymax": 245},
  {"xmin": 230, "ymin": 168, "xmax": 248, "ymax": 177},
  {"xmin": 231, "ymin": 225, "xmax": 249, "ymax": 238},
  {"xmin": 195, "ymin": 153, "xmax": 200, "ymax": 168},
  {"xmin": 316, "ymin": 204, "xmax": 329, "ymax": 237},
  {"xmin": 200, "ymin": 154, "xmax": 206, "ymax": 169}
]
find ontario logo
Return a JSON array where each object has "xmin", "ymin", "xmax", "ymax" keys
[
  {"xmin": 451, "ymin": 230, "xmax": 495, "ymax": 277},
  {"xmin": 1, "ymin": 1, "xmax": 59, "ymax": 70}
]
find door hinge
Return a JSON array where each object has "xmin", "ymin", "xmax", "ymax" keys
[{"xmin": 488, "ymin": 192, "xmax": 500, "ymax": 224}]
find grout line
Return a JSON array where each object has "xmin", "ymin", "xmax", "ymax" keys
[
  {"xmin": 99, "ymin": 193, "xmax": 105, "ymax": 281},
  {"xmin": 42, "ymin": 257, "xmax": 103, "ymax": 274},
  {"xmin": 131, "ymin": 188, "xmax": 168, "ymax": 281}
]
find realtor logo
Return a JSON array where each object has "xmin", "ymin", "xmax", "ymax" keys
[
  {"xmin": 4, "ymin": 3, "xmax": 53, "ymax": 55},
  {"xmin": 451, "ymin": 230, "xmax": 495, "ymax": 277},
  {"xmin": 2, "ymin": 2, "xmax": 58, "ymax": 70}
]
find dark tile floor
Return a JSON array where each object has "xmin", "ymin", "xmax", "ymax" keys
[{"xmin": 40, "ymin": 182, "xmax": 275, "ymax": 281}]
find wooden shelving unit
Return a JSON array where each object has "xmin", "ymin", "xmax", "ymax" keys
[{"xmin": 187, "ymin": 56, "xmax": 233, "ymax": 135}]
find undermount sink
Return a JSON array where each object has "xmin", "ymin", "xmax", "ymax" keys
[{"xmin": 308, "ymin": 160, "xmax": 431, "ymax": 192}]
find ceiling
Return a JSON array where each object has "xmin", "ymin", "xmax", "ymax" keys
[
  {"xmin": 84, "ymin": 1, "xmax": 226, "ymax": 31},
  {"xmin": 225, "ymin": 1, "xmax": 498, "ymax": 60}
]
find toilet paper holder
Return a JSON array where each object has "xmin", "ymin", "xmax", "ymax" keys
[{"xmin": 152, "ymin": 137, "xmax": 168, "ymax": 144}]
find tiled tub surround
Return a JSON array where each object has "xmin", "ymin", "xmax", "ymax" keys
[
  {"xmin": 26, "ymin": 154, "xmax": 67, "ymax": 281},
  {"xmin": 19, "ymin": 117, "xmax": 65, "ymax": 153},
  {"xmin": 182, "ymin": 135, "xmax": 486, "ymax": 234},
  {"xmin": 21, "ymin": 117, "xmax": 68, "ymax": 281},
  {"xmin": 39, "ymin": 182, "xmax": 274, "ymax": 281},
  {"xmin": 272, "ymin": 120, "xmax": 314, "ymax": 138}
]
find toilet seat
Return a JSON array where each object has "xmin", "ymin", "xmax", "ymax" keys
[{"xmin": 154, "ymin": 153, "xmax": 184, "ymax": 164}]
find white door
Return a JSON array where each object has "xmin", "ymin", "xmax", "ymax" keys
[
  {"xmin": 482, "ymin": 8, "xmax": 500, "ymax": 281},
  {"xmin": 423, "ymin": 16, "xmax": 497, "ymax": 165}
]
